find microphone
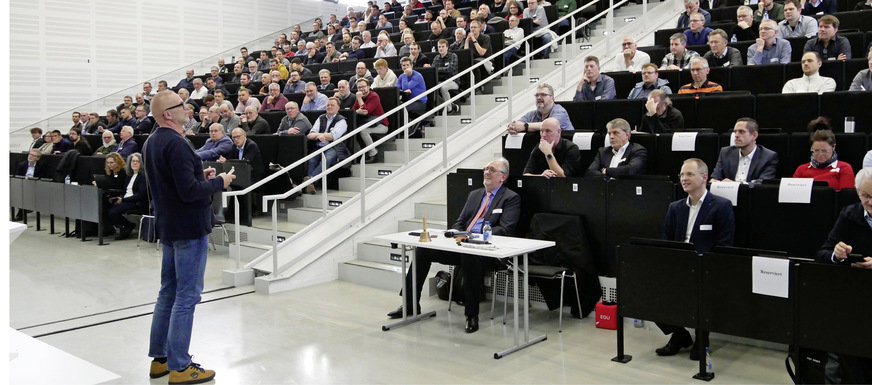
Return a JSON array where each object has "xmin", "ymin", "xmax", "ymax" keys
[{"xmin": 444, "ymin": 230, "xmax": 470, "ymax": 238}]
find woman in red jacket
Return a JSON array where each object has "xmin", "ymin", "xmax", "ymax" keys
[{"xmin": 793, "ymin": 128, "xmax": 855, "ymax": 191}]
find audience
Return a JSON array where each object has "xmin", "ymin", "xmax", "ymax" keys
[
  {"xmin": 353, "ymin": 78, "xmax": 389, "ymax": 162},
  {"xmin": 710, "ymin": 118, "xmax": 778, "ymax": 185},
  {"xmin": 522, "ymin": 118, "xmax": 580, "ymax": 178},
  {"xmin": 302, "ymin": 82, "xmax": 329, "ymax": 111},
  {"xmin": 105, "ymin": 152, "xmax": 148, "ymax": 240},
  {"xmin": 778, "ymin": 0, "xmax": 818, "ymax": 39},
  {"xmin": 783, "ymin": 51, "xmax": 836, "ymax": 94},
  {"xmin": 753, "ymin": 0, "xmax": 784, "ymax": 23},
  {"xmin": 704, "ymin": 29, "xmax": 743, "ymax": 67},
  {"xmin": 684, "ymin": 12, "xmax": 713, "ymax": 46},
  {"xmin": 432, "ymin": 39, "xmax": 460, "ymax": 113},
  {"xmin": 731, "ymin": 6, "xmax": 759, "ymax": 42},
  {"xmin": 113, "ymin": 126, "xmax": 139, "ymax": 159},
  {"xmin": 93, "ymin": 131, "xmax": 116, "ymax": 156},
  {"xmin": 678, "ymin": 57, "xmax": 724, "ymax": 94},
  {"xmin": 397, "ymin": 57, "xmax": 428, "ymax": 129},
  {"xmin": 677, "ymin": 0, "xmax": 711, "ymax": 29},
  {"xmin": 747, "ymin": 19, "xmax": 792, "ymax": 65},
  {"xmin": 612, "ymin": 36, "xmax": 651, "ymax": 72},
  {"xmin": 507, "ymin": 84, "xmax": 575, "ymax": 133},
  {"xmin": 849, "ymin": 48, "xmax": 872, "ymax": 91},
  {"xmin": 196, "ymin": 123, "xmax": 233, "ymax": 161},
  {"xmin": 661, "ymin": 33, "xmax": 700, "ymax": 70},
  {"xmin": 305, "ymin": 98, "xmax": 349, "ymax": 194},
  {"xmin": 372, "ymin": 59, "xmax": 398, "ymax": 88},
  {"xmin": 629, "ymin": 64, "xmax": 673, "ymax": 99},
  {"xmin": 803, "ymin": 15, "xmax": 851, "ymax": 61},
  {"xmin": 277, "ymin": 101, "xmax": 312, "ymax": 135},
  {"xmin": 586, "ymin": 118, "xmax": 648, "ymax": 178},
  {"xmin": 241, "ymin": 106, "xmax": 271, "ymax": 135},
  {"xmin": 802, "ymin": 0, "xmax": 837, "ymax": 16},
  {"xmin": 574, "ymin": 56, "xmax": 616, "ymax": 101},
  {"xmin": 638, "ymin": 90, "xmax": 685, "ymax": 133},
  {"xmin": 793, "ymin": 127, "xmax": 855, "ymax": 190}
]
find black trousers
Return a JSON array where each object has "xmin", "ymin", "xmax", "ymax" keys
[
  {"xmin": 106, "ymin": 201, "xmax": 141, "ymax": 228},
  {"xmin": 402, "ymin": 248, "xmax": 495, "ymax": 317},
  {"xmin": 657, "ymin": 323, "xmax": 709, "ymax": 345}
]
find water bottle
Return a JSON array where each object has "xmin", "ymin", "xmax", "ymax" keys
[
  {"xmin": 743, "ymin": 0, "xmax": 749, "ymax": 5},
  {"xmin": 64, "ymin": 175, "xmax": 71, "ymax": 185},
  {"xmin": 633, "ymin": 319, "xmax": 645, "ymax": 328},
  {"xmin": 705, "ymin": 347, "xmax": 713, "ymax": 373},
  {"xmin": 482, "ymin": 221, "xmax": 492, "ymax": 243},
  {"xmin": 763, "ymin": 10, "xmax": 769, "ymax": 20},
  {"xmin": 730, "ymin": 34, "xmax": 738, "ymax": 43}
]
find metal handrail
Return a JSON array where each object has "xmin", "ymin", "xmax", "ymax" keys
[{"xmin": 234, "ymin": 0, "xmax": 637, "ymax": 277}]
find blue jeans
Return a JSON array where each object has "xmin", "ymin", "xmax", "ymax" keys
[
  {"xmin": 308, "ymin": 147, "xmax": 337, "ymax": 177},
  {"xmin": 504, "ymin": 47, "xmax": 519, "ymax": 64},
  {"xmin": 149, "ymin": 236, "xmax": 209, "ymax": 371}
]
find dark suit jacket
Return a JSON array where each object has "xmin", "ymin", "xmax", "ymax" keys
[
  {"xmin": 699, "ymin": 0, "xmax": 723, "ymax": 10},
  {"xmin": 16, "ymin": 161, "xmax": 44, "ymax": 178},
  {"xmin": 133, "ymin": 118, "xmax": 153, "ymax": 134},
  {"xmin": 113, "ymin": 139, "xmax": 139, "ymax": 160},
  {"xmin": 231, "ymin": 138, "xmax": 265, "ymax": 181},
  {"xmin": 585, "ymin": 142, "xmax": 647, "ymax": 178},
  {"xmin": 711, "ymin": 144, "xmax": 778, "ymax": 185},
  {"xmin": 452, "ymin": 186, "xmax": 521, "ymax": 236},
  {"xmin": 662, "ymin": 192, "xmax": 735, "ymax": 254},
  {"xmin": 817, "ymin": 203, "xmax": 872, "ymax": 264},
  {"xmin": 119, "ymin": 172, "xmax": 149, "ymax": 208}
]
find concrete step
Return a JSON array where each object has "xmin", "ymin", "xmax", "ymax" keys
[
  {"xmin": 432, "ymin": 114, "xmax": 473, "ymax": 130},
  {"xmin": 391, "ymin": 137, "xmax": 448, "ymax": 151},
  {"xmin": 398, "ymin": 218, "xmax": 448, "ymax": 232},
  {"xmin": 229, "ymin": 241, "xmax": 272, "ymax": 263},
  {"xmin": 285, "ymin": 206, "xmax": 332, "ymax": 225},
  {"xmin": 358, "ymin": 239, "xmax": 414, "ymax": 266},
  {"xmin": 301, "ymin": 189, "xmax": 357, "ymax": 209},
  {"xmin": 382, "ymin": 149, "xmax": 426, "ymax": 163},
  {"xmin": 350, "ymin": 162, "xmax": 403, "ymax": 179},
  {"xmin": 338, "ymin": 259, "xmax": 446, "ymax": 296},
  {"xmin": 415, "ymin": 201, "xmax": 447, "ymax": 222},
  {"xmin": 338, "ymin": 176, "xmax": 382, "ymax": 191}
]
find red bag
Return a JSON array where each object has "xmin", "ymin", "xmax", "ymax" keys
[{"xmin": 595, "ymin": 301, "xmax": 617, "ymax": 330}]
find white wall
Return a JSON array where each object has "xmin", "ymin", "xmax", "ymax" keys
[{"xmin": 9, "ymin": 0, "xmax": 349, "ymax": 148}]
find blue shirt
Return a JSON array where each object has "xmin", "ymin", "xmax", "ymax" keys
[
  {"xmin": 470, "ymin": 185, "xmax": 502, "ymax": 234},
  {"xmin": 572, "ymin": 74, "xmax": 616, "ymax": 102},
  {"xmin": 283, "ymin": 80, "xmax": 306, "ymax": 94},
  {"xmin": 748, "ymin": 37, "xmax": 792, "ymax": 65},
  {"xmin": 301, "ymin": 93, "xmax": 328, "ymax": 111},
  {"xmin": 684, "ymin": 27, "xmax": 712, "ymax": 46},
  {"xmin": 397, "ymin": 70, "xmax": 427, "ymax": 103},
  {"xmin": 519, "ymin": 103, "xmax": 575, "ymax": 130},
  {"xmin": 195, "ymin": 136, "xmax": 233, "ymax": 161}
]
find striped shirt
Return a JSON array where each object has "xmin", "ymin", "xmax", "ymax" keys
[{"xmin": 678, "ymin": 80, "xmax": 723, "ymax": 95}]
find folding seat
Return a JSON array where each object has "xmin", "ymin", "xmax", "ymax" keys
[
  {"xmin": 820, "ymin": 91, "xmax": 872, "ymax": 132},
  {"xmin": 755, "ymin": 93, "xmax": 820, "ymax": 133},
  {"xmin": 655, "ymin": 27, "xmax": 684, "ymax": 47},
  {"xmin": 657, "ymin": 69, "xmax": 681, "ymax": 93},
  {"xmin": 747, "ymin": 183, "xmax": 836, "ymax": 258},
  {"xmin": 706, "ymin": 66, "xmax": 731, "ymax": 90},
  {"xmin": 603, "ymin": 71, "xmax": 637, "ymax": 100},
  {"xmin": 668, "ymin": 94, "xmax": 697, "ymax": 128},
  {"xmin": 555, "ymin": 101, "xmax": 595, "ymax": 131},
  {"xmin": 372, "ymin": 87, "xmax": 401, "ymax": 130},
  {"xmin": 571, "ymin": 131, "xmax": 605, "ymax": 175},
  {"xmin": 845, "ymin": 58, "xmax": 868, "ymax": 87},
  {"xmin": 594, "ymin": 99, "xmax": 645, "ymax": 132},
  {"xmin": 786, "ymin": 37, "xmax": 808, "ymax": 63},
  {"xmin": 728, "ymin": 40, "xmax": 755, "ymax": 64},
  {"xmin": 550, "ymin": 177, "xmax": 609, "ymax": 274},
  {"xmin": 606, "ymin": 177, "xmax": 675, "ymax": 275},
  {"xmin": 840, "ymin": 31, "xmax": 866, "ymax": 59},
  {"xmin": 730, "ymin": 64, "xmax": 785, "ymax": 95},
  {"xmin": 655, "ymin": 132, "xmax": 720, "ymax": 183},
  {"xmin": 695, "ymin": 93, "xmax": 755, "ymax": 133},
  {"xmin": 629, "ymin": 132, "xmax": 658, "ymax": 174},
  {"xmin": 833, "ymin": 133, "xmax": 869, "ymax": 173},
  {"xmin": 502, "ymin": 130, "xmax": 541, "ymax": 175}
]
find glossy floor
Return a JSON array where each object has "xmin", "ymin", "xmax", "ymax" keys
[{"xmin": 10, "ymin": 217, "xmax": 790, "ymax": 384}]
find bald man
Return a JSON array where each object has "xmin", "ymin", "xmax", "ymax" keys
[
  {"xmin": 144, "ymin": 90, "xmax": 233, "ymax": 383},
  {"xmin": 219, "ymin": 127, "xmax": 264, "ymax": 181},
  {"xmin": 522, "ymin": 118, "xmax": 580, "ymax": 178}
]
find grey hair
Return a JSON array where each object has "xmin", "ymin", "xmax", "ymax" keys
[
  {"xmin": 493, "ymin": 157, "xmax": 510, "ymax": 174},
  {"xmin": 855, "ymin": 168, "xmax": 872, "ymax": 189},
  {"xmin": 126, "ymin": 152, "xmax": 143, "ymax": 175}
]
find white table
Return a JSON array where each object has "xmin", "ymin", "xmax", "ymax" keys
[{"xmin": 375, "ymin": 231, "xmax": 555, "ymax": 358}]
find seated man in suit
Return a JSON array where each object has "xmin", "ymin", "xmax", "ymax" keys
[
  {"xmin": 112, "ymin": 126, "xmax": 139, "ymax": 160},
  {"xmin": 387, "ymin": 158, "xmax": 521, "ymax": 334},
  {"xmin": 523, "ymin": 118, "xmax": 581, "ymax": 178},
  {"xmin": 240, "ymin": 106, "xmax": 271, "ymax": 135},
  {"xmin": 219, "ymin": 128, "xmax": 264, "ymax": 182},
  {"xmin": 195, "ymin": 123, "xmax": 233, "ymax": 161},
  {"xmin": 13, "ymin": 149, "xmax": 44, "ymax": 220},
  {"xmin": 132, "ymin": 105, "xmax": 152, "ymax": 134},
  {"xmin": 710, "ymin": 117, "xmax": 778, "ymax": 185},
  {"xmin": 657, "ymin": 158, "xmax": 735, "ymax": 360},
  {"xmin": 586, "ymin": 118, "xmax": 647, "ymax": 178}
]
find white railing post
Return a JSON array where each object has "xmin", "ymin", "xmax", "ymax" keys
[
  {"xmin": 442, "ymin": 101, "xmax": 448, "ymax": 169},
  {"xmin": 469, "ymin": 71, "xmax": 476, "ymax": 120},
  {"xmin": 644, "ymin": 0, "xmax": 649, "ymax": 30},
  {"xmin": 234, "ymin": 196, "xmax": 241, "ymax": 269},
  {"xmin": 403, "ymin": 107, "xmax": 410, "ymax": 164},
  {"xmin": 320, "ymin": 152, "xmax": 327, "ymax": 217},
  {"xmin": 508, "ymin": 67, "xmax": 514, "ymax": 121},
  {"xmin": 271, "ymin": 199, "xmax": 278, "ymax": 276},
  {"xmin": 360, "ymin": 154, "xmax": 366, "ymax": 223}
]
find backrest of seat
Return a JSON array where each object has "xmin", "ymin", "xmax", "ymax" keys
[
  {"xmin": 603, "ymin": 71, "xmax": 637, "ymax": 101},
  {"xmin": 730, "ymin": 64, "xmax": 784, "ymax": 95},
  {"xmin": 594, "ymin": 99, "xmax": 645, "ymax": 132},
  {"xmin": 551, "ymin": 177, "xmax": 609, "ymax": 274},
  {"xmin": 747, "ymin": 184, "xmax": 836, "ymax": 258},
  {"xmin": 755, "ymin": 93, "xmax": 820, "ymax": 133},
  {"xmin": 695, "ymin": 94, "xmax": 755, "ymax": 133},
  {"xmin": 555, "ymin": 101, "xmax": 596, "ymax": 131},
  {"xmin": 655, "ymin": 132, "xmax": 720, "ymax": 182},
  {"xmin": 606, "ymin": 177, "xmax": 674, "ymax": 274},
  {"xmin": 637, "ymin": 46, "xmax": 667, "ymax": 67},
  {"xmin": 821, "ymin": 91, "xmax": 872, "ymax": 133}
]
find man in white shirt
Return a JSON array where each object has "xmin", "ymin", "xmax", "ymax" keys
[
  {"xmin": 782, "ymin": 51, "xmax": 836, "ymax": 94},
  {"xmin": 189, "ymin": 78, "xmax": 208, "ymax": 100},
  {"xmin": 778, "ymin": 0, "xmax": 818, "ymax": 38},
  {"xmin": 612, "ymin": 36, "xmax": 651, "ymax": 72},
  {"xmin": 360, "ymin": 31, "xmax": 376, "ymax": 48}
]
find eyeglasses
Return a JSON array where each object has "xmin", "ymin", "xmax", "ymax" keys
[
  {"xmin": 641, "ymin": 71, "xmax": 657, "ymax": 75},
  {"xmin": 165, "ymin": 101, "xmax": 185, "ymax": 111},
  {"xmin": 690, "ymin": 19, "xmax": 704, "ymax": 23},
  {"xmin": 483, "ymin": 167, "xmax": 505, "ymax": 174},
  {"xmin": 231, "ymin": 135, "xmax": 244, "ymax": 139},
  {"xmin": 678, "ymin": 172, "xmax": 698, "ymax": 178},
  {"xmin": 811, "ymin": 148, "xmax": 833, "ymax": 154},
  {"xmin": 759, "ymin": 27, "xmax": 775, "ymax": 31},
  {"xmin": 534, "ymin": 93, "xmax": 552, "ymax": 98},
  {"xmin": 859, "ymin": 193, "xmax": 872, "ymax": 203}
]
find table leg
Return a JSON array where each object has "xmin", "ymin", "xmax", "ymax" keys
[
  {"xmin": 382, "ymin": 244, "xmax": 436, "ymax": 331},
  {"xmin": 494, "ymin": 253, "xmax": 547, "ymax": 359}
]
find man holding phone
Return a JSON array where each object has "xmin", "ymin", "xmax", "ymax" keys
[{"xmin": 818, "ymin": 167, "xmax": 872, "ymax": 268}]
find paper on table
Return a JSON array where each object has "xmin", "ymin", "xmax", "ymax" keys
[
  {"xmin": 710, "ymin": 181, "xmax": 741, "ymax": 206},
  {"xmin": 572, "ymin": 132, "xmax": 594, "ymax": 150},
  {"xmin": 752, "ymin": 256, "xmax": 790, "ymax": 298},
  {"xmin": 778, "ymin": 178, "xmax": 814, "ymax": 204},
  {"xmin": 505, "ymin": 133, "xmax": 525, "ymax": 149},
  {"xmin": 671, "ymin": 132, "xmax": 698, "ymax": 151}
]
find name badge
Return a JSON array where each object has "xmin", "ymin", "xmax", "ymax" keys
[
  {"xmin": 699, "ymin": 224, "xmax": 713, "ymax": 231},
  {"xmin": 619, "ymin": 158, "xmax": 627, "ymax": 163},
  {"xmin": 595, "ymin": 95, "xmax": 603, "ymax": 100},
  {"xmin": 770, "ymin": 58, "xmax": 778, "ymax": 63},
  {"xmin": 492, "ymin": 208, "xmax": 503, "ymax": 214},
  {"xmin": 831, "ymin": 168, "xmax": 840, "ymax": 173}
]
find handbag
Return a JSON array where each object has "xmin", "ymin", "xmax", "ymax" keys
[{"xmin": 140, "ymin": 215, "xmax": 157, "ymax": 243}]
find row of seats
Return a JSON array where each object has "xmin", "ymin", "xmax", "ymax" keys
[
  {"xmin": 501, "ymin": 130, "xmax": 872, "ymax": 181},
  {"xmin": 447, "ymin": 170, "xmax": 860, "ymax": 276},
  {"xmin": 654, "ymin": 9, "xmax": 872, "ymax": 47},
  {"xmin": 555, "ymin": 91, "xmax": 872, "ymax": 133}
]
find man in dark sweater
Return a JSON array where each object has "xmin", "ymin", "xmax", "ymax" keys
[{"xmin": 143, "ymin": 90, "xmax": 234, "ymax": 384}]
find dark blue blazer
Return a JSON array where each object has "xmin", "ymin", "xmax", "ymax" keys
[
  {"xmin": 711, "ymin": 145, "xmax": 778, "ymax": 185},
  {"xmin": 143, "ymin": 126, "xmax": 225, "ymax": 241},
  {"xmin": 16, "ymin": 161, "xmax": 43, "ymax": 178},
  {"xmin": 585, "ymin": 142, "xmax": 648, "ymax": 178},
  {"xmin": 133, "ymin": 118, "xmax": 153, "ymax": 134},
  {"xmin": 662, "ymin": 192, "xmax": 735, "ymax": 254},
  {"xmin": 119, "ymin": 173, "xmax": 149, "ymax": 209},
  {"xmin": 113, "ymin": 139, "xmax": 139, "ymax": 160}
]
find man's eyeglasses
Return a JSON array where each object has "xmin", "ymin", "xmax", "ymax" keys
[
  {"xmin": 534, "ymin": 93, "xmax": 552, "ymax": 98},
  {"xmin": 165, "ymin": 101, "xmax": 185, "ymax": 111},
  {"xmin": 483, "ymin": 167, "xmax": 505, "ymax": 174}
]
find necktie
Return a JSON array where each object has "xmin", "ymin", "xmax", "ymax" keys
[{"xmin": 466, "ymin": 191, "xmax": 492, "ymax": 232}]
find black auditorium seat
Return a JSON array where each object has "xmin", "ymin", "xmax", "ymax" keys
[
  {"xmin": 594, "ymin": 99, "xmax": 645, "ymax": 132},
  {"xmin": 695, "ymin": 93, "xmax": 754, "ymax": 133},
  {"xmin": 730, "ymin": 64, "xmax": 784, "ymax": 95},
  {"xmin": 747, "ymin": 183, "xmax": 836, "ymax": 259},
  {"xmin": 654, "ymin": 132, "xmax": 720, "ymax": 182},
  {"xmin": 755, "ymin": 93, "xmax": 820, "ymax": 133},
  {"xmin": 820, "ymin": 91, "xmax": 872, "ymax": 132},
  {"xmin": 603, "ymin": 71, "xmax": 637, "ymax": 100},
  {"xmin": 555, "ymin": 100, "xmax": 595, "ymax": 131}
]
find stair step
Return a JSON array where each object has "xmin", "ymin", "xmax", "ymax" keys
[
  {"xmin": 300, "ymin": 189, "xmax": 357, "ymax": 209},
  {"xmin": 398, "ymin": 218, "xmax": 448, "ymax": 232},
  {"xmin": 414, "ymin": 201, "xmax": 447, "ymax": 222},
  {"xmin": 338, "ymin": 259, "xmax": 446, "ymax": 296},
  {"xmin": 229, "ymin": 241, "xmax": 272, "ymax": 263},
  {"xmin": 338, "ymin": 176, "xmax": 382, "ymax": 191},
  {"xmin": 285, "ymin": 206, "xmax": 333, "ymax": 225},
  {"xmin": 358, "ymin": 239, "xmax": 414, "ymax": 266},
  {"xmin": 350, "ymin": 162, "xmax": 404, "ymax": 178},
  {"xmin": 382, "ymin": 149, "xmax": 426, "ymax": 163}
]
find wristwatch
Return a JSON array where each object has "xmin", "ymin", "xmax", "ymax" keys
[
  {"xmin": 524, "ymin": 122, "xmax": 529, "ymax": 131},
  {"xmin": 546, "ymin": 154, "xmax": 554, "ymax": 160}
]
